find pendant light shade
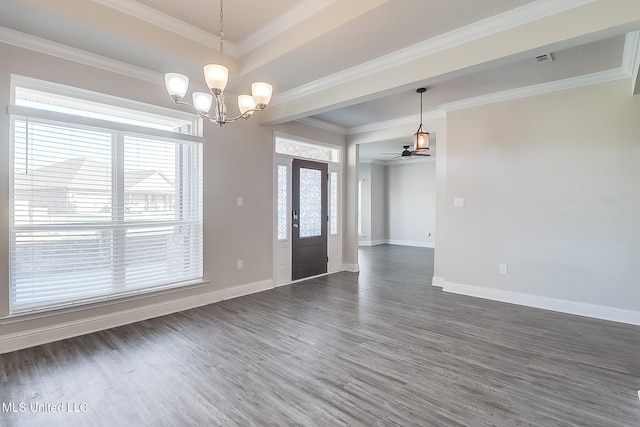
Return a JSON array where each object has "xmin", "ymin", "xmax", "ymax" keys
[
  {"xmin": 203, "ymin": 64, "xmax": 229, "ymax": 93},
  {"xmin": 165, "ymin": 73, "xmax": 189, "ymax": 101},
  {"xmin": 413, "ymin": 88, "xmax": 430, "ymax": 152}
]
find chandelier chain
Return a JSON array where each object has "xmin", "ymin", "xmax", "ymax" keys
[{"xmin": 219, "ymin": 0, "xmax": 224, "ymax": 63}]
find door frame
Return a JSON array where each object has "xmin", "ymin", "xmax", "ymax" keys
[{"xmin": 272, "ymin": 134, "xmax": 342, "ymax": 286}]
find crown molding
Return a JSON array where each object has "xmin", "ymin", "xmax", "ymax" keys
[
  {"xmin": 237, "ymin": 0, "xmax": 336, "ymax": 56},
  {"xmin": 622, "ymin": 30, "xmax": 640, "ymax": 75},
  {"xmin": 0, "ymin": 26, "xmax": 161, "ymax": 83},
  {"xmin": 440, "ymin": 67, "xmax": 630, "ymax": 112},
  {"xmin": 296, "ymin": 117, "xmax": 348, "ymax": 135},
  {"xmin": 272, "ymin": 0, "xmax": 595, "ymax": 106},
  {"xmin": 348, "ymin": 110, "xmax": 446, "ymax": 135},
  {"xmin": 91, "ymin": 0, "xmax": 238, "ymax": 57}
]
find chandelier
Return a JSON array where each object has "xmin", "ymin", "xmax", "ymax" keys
[
  {"xmin": 164, "ymin": 0, "xmax": 273, "ymax": 126},
  {"xmin": 413, "ymin": 88, "xmax": 430, "ymax": 152}
]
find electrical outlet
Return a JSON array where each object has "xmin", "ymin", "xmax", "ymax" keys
[
  {"xmin": 499, "ymin": 264, "xmax": 508, "ymax": 274},
  {"xmin": 237, "ymin": 260, "xmax": 243, "ymax": 270}
]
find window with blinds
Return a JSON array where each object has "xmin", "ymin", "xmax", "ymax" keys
[{"xmin": 9, "ymin": 80, "xmax": 203, "ymax": 314}]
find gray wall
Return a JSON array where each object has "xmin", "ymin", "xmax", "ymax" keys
[
  {"xmin": 358, "ymin": 159, "xmax": 436, "ymax": 247},
  {"xmin": 0, "ymin": 42, "xmax": 345, "ymax": 342},
  {"xmin": 386, "ymin": 160, "xmax": 436, "ymax": 246},
  {"xmin": 358, "ymin": 162, "xmax": 386, "ymax": 245},
  {"xmin": 435, "ymin": 79, "xmax": 640, "ymax": 311},
  {"xmin": 370, "ymin": 163, "xmax": 386, "ymax": 243}
]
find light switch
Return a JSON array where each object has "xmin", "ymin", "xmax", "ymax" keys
[
  {"xmin": 237, "ymin": 197, "xmax": 243, "ymax": 207},
  {"xmin": 454, "ymin": 197, "xmax": 465, "ymax": 207}
]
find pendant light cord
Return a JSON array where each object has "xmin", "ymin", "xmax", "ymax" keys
[{"xmin": 420, "ymin": 90, "xmax": 423, "ymax": 125}]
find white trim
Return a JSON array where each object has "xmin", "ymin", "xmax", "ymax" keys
[
  {"xmin": 272, "ymin": 0, "xmax": 595, "ymax": 105},
  {"xmin": 237, "ymin": 0, "xmax": 337, "ymax": 56},
  {"xmin": 433, "ymin": 278, "xmax": 640, "ymax": 326},
  {"xmin": 296, "ymin": 117, "xmax": 348, "ymax": 135},
  {"xmin": 0, "ymin": 279, "xmax": 274, "ymax": 354},
  {"xmin": 349, "ymin": 110, "xmax": 446, "ymax": 135},
  {"xmin": 274, "ymin": 272, "xmax": 332, "ymax": 288},
  {"xmin": 0, "ymin": 26, "xmax": 160, "ymax": 83},
  {"xmin": 440, "ymin": 67, "xmax": 630, "ymax": 112},
  {"xmin": 91, "ymin": 0, "xmax": 238, "ymax": 57},
  {"xmin": 386, "ymin": 239, "xmax": 435, "ymax": 248},
  {"xmin": 358, "ymin": 239, "xmax": 386, "ymax": 247},
  {"xmin": 342, "ymin": 264, "xmax": 360, "ymax": 273},
  {"xmin": 431, "ymin": 276, "xmax": 446, "ymax": 287},
  {"xmin": 621, "ymin": 31, "xmax": 640, "ymax": 76},
  {"xmin": 8, "ymin": 105, "xmax": 203, "ymax": 143}
]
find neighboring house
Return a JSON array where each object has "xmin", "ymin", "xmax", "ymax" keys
[{"xmin": 13, "ymin": 157, "xmax": 175, "ymax": 218}]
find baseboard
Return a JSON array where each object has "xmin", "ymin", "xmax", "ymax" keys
[
  {"xmin": 343, "ymin": 263, "xmax": 360, "ymax": 273},
  {"xmin": 0, "ymin": 279, "xmax": 274, "ymax": 354},
  {"xmin": 433, "ymin": 277, "xmax": 640, "ymax": 326},
  {"xmin": 358, "ymin": 239, "xmax": 386, "ymax": 247},
  {"xmin": 386, "ymin": 239, "xmax": 435, "ymax": 248}
]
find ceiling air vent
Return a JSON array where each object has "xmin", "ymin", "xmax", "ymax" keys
[{"xmin": 535, "ymin": 53, "xmax": 553, "ymax": 63}]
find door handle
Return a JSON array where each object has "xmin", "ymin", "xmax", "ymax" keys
[{"xmin": 293, "ymin": 224, "xmax": 298, "ymax": 228}]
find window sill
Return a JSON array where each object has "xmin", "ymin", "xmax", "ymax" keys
[{"xmin": 0, "ymin": 279, "xmax": 209, "ymax": 325}]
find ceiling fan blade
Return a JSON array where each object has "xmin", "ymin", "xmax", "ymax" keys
[{"xmin": 412, "ymin": 153, "xmax": 431, "ymax": 156}]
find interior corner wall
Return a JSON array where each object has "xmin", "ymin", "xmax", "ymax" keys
[
  {"xmin": 436, "ymin": 79, "xmax": 640, "ymax": 312},
  {"xmin": 385, "ymin": 161, "xmax": 436, "ymax": 247},
  {"xmin": 370, "ymin": 162, "xmax": 386, "ymax": 243},
  {"xmin": 358, "ymin": 163, "xmax": 372, "ymax": 244},
  {"xmin": 0, "ymin": 41, "xmax": 352, "ymax": 351}
]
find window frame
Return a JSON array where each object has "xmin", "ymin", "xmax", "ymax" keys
[{"xmin": 6, "ymin": 78, "xmax": 204, "ymax": 317}]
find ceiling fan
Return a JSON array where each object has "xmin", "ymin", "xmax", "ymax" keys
[{"xmin": 382, "ymin": 145, "xmax": 431, "ymax": 160}]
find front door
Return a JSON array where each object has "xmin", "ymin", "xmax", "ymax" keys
[{"xmin": 291, "ymin": 159, "xmax": 328, "ymax": 280}]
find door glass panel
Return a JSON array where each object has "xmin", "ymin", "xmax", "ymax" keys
[
  {"xmin": 299, "ymin": 168, "xmax": 322, "ymax": 238},
  {"xmin": 277, "ymin": 165, "xmax": 287, "ymax": 240},
  {"xmin": 330, "ymin": 171, "xmax": 338, "ymax": 235}
]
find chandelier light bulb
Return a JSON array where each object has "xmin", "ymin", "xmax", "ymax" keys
[
  {"xmin": 164, "ymin": 73, "xmax": 189, "ymax": 101},
  {"xmin": 238, "ymin": 95, "xmax": 257, "ymax": 116},
  {"xmin": 192, "ymin": 92, "xmax": 213, "ymax": 114},
  {"xmin": 252, "ymin": 82, "xmax": 273, "ymax": 109},
  {"xmin": 203, "ymin": 64, "xmax": 229, "ymax": 93}
]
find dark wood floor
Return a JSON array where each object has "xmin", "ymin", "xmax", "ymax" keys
[{"xmin": 1, "ymin": 244, "xmax": 640, "ymax": 426}]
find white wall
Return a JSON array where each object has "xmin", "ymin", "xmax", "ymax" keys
[
  {"xmin": 386, "ymin": 160, "xmax": 436, "ymax": 247},
  {"xmin": 435, "ymin": 79, "xmax": 640, "ymax": 317},
  {"xmin": 358, "ymin": 162, "xmax": 386, "ymax": 246},
  {"xmin": 0, "ymin": 42, "xmax": 346, "ymax": 351},
  {"xmin": 370, "ymin": 162, "xmax": 386, "ymax": 243},
  {"xmin": 358, "ymin": 163, "xmax": 372, "ymax": 242}
]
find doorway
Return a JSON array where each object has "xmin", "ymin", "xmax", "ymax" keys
[{"xmin": 291, "ymin": 159, "xmax": 328, "ymax": 280}]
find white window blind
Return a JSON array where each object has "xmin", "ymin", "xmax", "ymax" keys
[{"xmin": 10, "ymin": 112, "xmax": 203, "ymax": 313}]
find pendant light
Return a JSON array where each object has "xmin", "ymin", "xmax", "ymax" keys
[{"xmin": 413, "ymin": 88, "xmax": 430, "ymax": 152}]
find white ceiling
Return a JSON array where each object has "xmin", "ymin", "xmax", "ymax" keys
[{"xmin": 1, "ymin": 0, "xmax": 639, "ymax": 161}]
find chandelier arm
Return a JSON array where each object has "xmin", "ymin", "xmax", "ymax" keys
[
  {"xmin": 173, "ymin": 99, "xmax": 225, "ymax": 125},
  {"xmin": 225, "ymin": 107, "xmax": 266, "ymax": 123}
]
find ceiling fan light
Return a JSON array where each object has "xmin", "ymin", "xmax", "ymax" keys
[
  {"xmin": 164, "ymin": 73, "xmax": 189, "ymax": 101},
  {"xmin": 414, "ymin": 130, "xmax": 430, "ymax": 152},
  {"xmin": 252, "ymin": 82, "xmax": 273, "ymax": 109},
  {"xmin": 203, "ymin": 64, "xmax": 228, "ymax": 94},
  {"xmin": 238, "ymin": 94, "xmax": 257, "ymax": 116},
  {"xmin": 192, "ymin": 92, "xmax": 213, "ymax": 114}
]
